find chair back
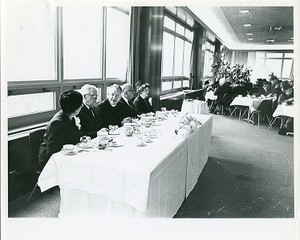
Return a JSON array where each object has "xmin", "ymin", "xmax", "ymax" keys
[
  {"xmin": 257, "ymin": 99, "xmax": 273, "ymax": 115},
  {"xmin": 29, "ymin": 128, "xmax": 46, "ymax": 166}
]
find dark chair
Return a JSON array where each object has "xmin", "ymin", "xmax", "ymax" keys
[
  {"xmin": 24, "ymin": 128, "xmax": 45, "ymax": 208},
  {"xmin": 249, "ymin": 99, "xmax": 273, "ymax": 128}
]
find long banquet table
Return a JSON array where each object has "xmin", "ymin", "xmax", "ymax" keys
[{"xmin": 38, "ymin": 113, "xmax": 213, "ymax": 218}]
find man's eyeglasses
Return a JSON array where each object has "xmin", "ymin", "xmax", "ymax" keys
[{"xmin": 85, "ymin": 94, "xmax": 97, "ymax": 98}]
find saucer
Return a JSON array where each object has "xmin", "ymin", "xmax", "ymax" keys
[
  {"xmin": 62, "ymin": 151, "xmax": 77, "ymax": 156},
  {"xmin": 136, "ymin": 143, "xmax": 146, "ymax": 147}
]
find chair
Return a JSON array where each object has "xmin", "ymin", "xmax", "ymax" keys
[
  {"xmin": 24, "ymin": 128, "xmax": 46, "ymax": 208},
  {"xmin": 229, "ymin": 106, "xmax": 248, "ymax": 121},
  {"xmin": 249, "ymin": 99, "xmax": 273, "ymax": 128},
  {"xmin": 268, "ymin": 116, "xmax": 285, "ymax": 129}
]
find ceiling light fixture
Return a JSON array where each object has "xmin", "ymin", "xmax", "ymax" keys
[
  {"xmin": 291, "ymin": 37, "xmax": 294, "ymax": 40},
  {"xmin": 269, "ymin": 26, "xmax": 282, "ymax": 31},
  {"xmin": 248, "ymin": 38, "xmax": 254, "ymax": 40},
  {"xmin": 266, "ymin": 39, "xmax": 275, "ymax": 43},
  {"xmin": 244, "ymin": 24, "xmax": 252, "ymax": 27},
  {"xmin": 288, "ymin": 39, "xmax": 293, "ymax": 42},
  {"xmin": 240, "ymin": 10, "xmax": 250, "ymax": 14},
  {"xmin": 246, "ymin": 33, "xmax": 253, "ymax": 36}
]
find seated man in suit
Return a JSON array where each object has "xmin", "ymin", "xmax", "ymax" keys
[
  {"xmin": 39, "ymin": 90, "xmax": 83, "ymax": 168},
  {"xmin": 257, "ymin": 81, "xmax": 272, "ymax": 96},
  {"xmin": 96, "ymin": 84, "xmax": 123, "ymax": 128},
  {"xmin": 119, "ymin": 83, "xmax": 138, "ymax": 121},
  {"xmin": 78, "ymin": 84, "xmax": 101, "ymax": 138}
]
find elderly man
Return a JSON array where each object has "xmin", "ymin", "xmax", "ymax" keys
[
  {"xmin": 96, "ymin": 84, "xmax": 123, "ymax": 128},
  {"xmin": 119, "ymin": 83, "xmax": 138, "ymax": 120},
  {"xmin": 77, "ymin": 84, "xmax": 101, "ymax": 138}
]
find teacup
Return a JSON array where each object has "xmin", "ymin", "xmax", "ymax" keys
[
  {"xmin": 136, "ymin": 137, "xmax": 146, "ymax": 146},
  {"xmin": 62, "ymin": 144, "xmax": 75, "ymax": 154},
  {"xmin": 98, "ymin": 131, "xmax": 108, "ymax": 140}
]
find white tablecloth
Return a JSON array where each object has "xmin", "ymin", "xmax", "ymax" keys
[
  {"xmin": 230, "ymin": 96, "xmax": 273, "ymax": 113},
  {"xmin": 38, "ymin": 114, "xmax": 213, "ymax": 218},
  {"xmin": 273, "ymin": 104, "xmax": 294, "ymax": 118},
  {"xmin": 181, "ymin": 100, "xmax": 210, "ymax": 115}
]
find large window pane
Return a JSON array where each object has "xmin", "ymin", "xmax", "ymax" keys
[
  {"xmin": 256, "ymin": 52, "xmax": 265, "ymax": 58},
  {"xmin": 106, "ymin": 7, "xmax": 130, "ymax": 79},
  {"xmin": 162, "ymin": 81, "xmax": 172, "ymax": 91},
  {"xmin": 183, "ymin": 42, "xmax": 192, "ymax": 77},
  {"xmin": 185, "ymin": 29, "xmax": 193, "ymax": 41},
  {"xmin": 7, "ymin": 92, "xmax": 56, "ymax": 118},
  {"xmin": 162, "ymin": 32, "xmax": 175, "ymax": 77},
  {"xmin": 164, "ymin": 16, "xmax": 175, "ymax": 31},
  {"xmin": 176, "ymin": 23, "xmax": 185, "ymax": 36},
  {"xmin": 63, "ymin": 3, "xmax": 103, "ymax": 79},
  {"xmin": 3, "ymin": 0, "xmax": 55, "ymax": 81},
  {"xmin": 203, "ymin": 50, "xmax": 214, "ymax": 77},
  {"xmin": 284, "ymin": 53, "xmax": 294, "ymax": 58},
  {"xmin": 266, "ymin": 52, "xmax": 283, "ymax": 58},
  {"xmin": 183, "ymin": 80, "xmax": 190, "ymax": 88},
  {"xmin": 265, "ymin": 59, "xmax": 282, "ymax": 77},
  {"xmin": 174, "ymin": 38, "xmax": 184, "ymax": 76},
  {"xmin": 282, "ymin": 59, "xmax": 293, "ymax": 78},
  {"xmin": 174, "ymin": 80, "xmax": 182, "ymax": 89}
]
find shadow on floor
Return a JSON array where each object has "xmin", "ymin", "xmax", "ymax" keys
[{"xmin": 174, "ymin": 157, "xmax": 294, "ymax": 218}]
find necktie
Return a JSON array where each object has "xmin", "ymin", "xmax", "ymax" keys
[{"xmin": 89, "ymin": 107, "xmax": 95, "ymax": 118}]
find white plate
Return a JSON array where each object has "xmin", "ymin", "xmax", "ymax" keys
[
  {"xmin": 108, "ymin": 143, "xmax": 123, "ymax": 148},
  {"xmin": 136, "ymin": 143, "xmax": 146, "ymax": 147}
]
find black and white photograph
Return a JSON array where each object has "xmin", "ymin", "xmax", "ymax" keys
[{"xmin": 1, "ymin": 0, "xmax": 299, "ymax": 239}]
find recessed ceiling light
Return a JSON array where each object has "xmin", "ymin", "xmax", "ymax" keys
[
  {"xmin": 240, "ymin": 10, "xmax": 250, "ymax": 14},
  {"xmin": 266, "ymin": 39, "xmax": 275, "ymax": 43},
  {"xmin": 246, "ymin": 33, "xmax": 253, "ymax": 36},
  {"xmin": 269, "ymin": 26, "xmax": 282, "ymax": 31},
  {"xmin": 248, "ymin": 38, "xmax": 254, "ymax": 40},
  {"xmin": 244, "ymin": 24, "xmax": 252, "ymax": 27}
]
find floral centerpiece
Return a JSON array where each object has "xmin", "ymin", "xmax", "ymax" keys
[{"xmin": 175, "ymin": 114, "xmax": 202, "ymax": 138}]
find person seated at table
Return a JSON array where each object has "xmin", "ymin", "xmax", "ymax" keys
[
  {"xmin": 257, "ymin": 81, "xmax": 272, "ymax": 96},
  {"xmin": 39, "ymin": 90, "xmax": 83, "ymax": 168},
  {"xmin": 271, "ymin": 79, "xmax": 282, "ymax": 97},
  {"xmin": 133, "ymin": 82, "xmax": 154, "ymax": 115},
  {"xmin": 77, "ymin": 84, "xmax": 102, "ymax": 138},
  {"xmin": 211, "ymin": 77, "xmax": 234, "ymax": 113},
  {"xmin": 278, "ymin": 87, "xmax": 294, "ymax": 105},
  {"xmin": 96, "ymin": 84, "xmax": 123, "ymax": 128},
  {"xmin": 119, "ymin": 83, "xmax": 138, "ymax": 121}
]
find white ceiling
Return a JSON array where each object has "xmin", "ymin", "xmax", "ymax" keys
[{"xmin": 188, "ymin": 6, "xmax": 294, "ymax": 51}]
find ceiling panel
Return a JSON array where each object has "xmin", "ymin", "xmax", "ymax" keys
[{"xmin": 221, "ymin": 6, "xmax": 293, "ymax": 45}]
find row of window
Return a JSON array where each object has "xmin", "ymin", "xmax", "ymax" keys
[{"xmin": 4, "ymin": 4, "xmax": 294, "ymax": 131}]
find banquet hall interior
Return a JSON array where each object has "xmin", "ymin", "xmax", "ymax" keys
[{"xmin": 3, "ymin": 4, "xmax": 296, "ymax": 219}]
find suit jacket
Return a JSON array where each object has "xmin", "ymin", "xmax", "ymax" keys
[
  {"xmin": 96, "ymin": 99, "xmax": 123, "ymax": 128},
  {"xmin": 133, "ymin": 95, "xmax": 154, "ymax": 115},
  {"xmin": 118, "ymin": 97, "xmax": 138, "ymax": 119},
  {"xmin": 77, "ymin": 105, "xmax": 101, "ymax": 138},
  {"xmin": 257, "ymin": 87, "xmax": 271, "ymax": 96},
  {"xmin": 39, "ymin": 110, "xmax": 81, "ymax": 165}
]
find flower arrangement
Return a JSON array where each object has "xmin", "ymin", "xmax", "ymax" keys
[
  {"xmin": 74, "ymin": 116, "xmax": 81, "ymax": 130},
  {"xmin": 175, "ymin": 114, "xmax": 202, "ymax": 138}
]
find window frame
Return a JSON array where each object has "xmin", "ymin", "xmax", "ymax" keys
[
  {"xmin": 161, "ymin": 8, "xmax": 193, "ymax": 94},
  {"xmin": 7, "ymin": 6, "xmax": 130, "ymax": 132}
]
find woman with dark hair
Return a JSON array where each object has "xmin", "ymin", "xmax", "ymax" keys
[
  {"xmin": 39, "ymin": 90, "xmax": 83, "ymax": 167},
  {"xmin": 133, "ymin": 82, "xmax": 154, "ymax": 115}
]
